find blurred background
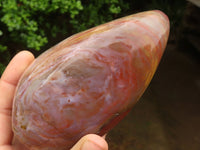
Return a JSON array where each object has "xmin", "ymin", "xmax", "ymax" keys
[{"xmin": 0, "ymin": 0, "xmax": 199, "ymax": 149}]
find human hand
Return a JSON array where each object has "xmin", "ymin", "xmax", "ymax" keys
[{"xmin": 0, "ymin": 51, "xmax": 108, "ymax": 150}]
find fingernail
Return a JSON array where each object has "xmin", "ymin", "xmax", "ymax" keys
[{"xmin": 81, "ymin": 140, "xmax": 104, "ymax": 150}]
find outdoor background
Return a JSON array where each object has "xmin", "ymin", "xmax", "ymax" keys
[{"xmin": 0, "ymin": 0, "xmax": 200, "ymax": 150}]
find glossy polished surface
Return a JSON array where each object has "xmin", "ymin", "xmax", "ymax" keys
[{"xmin": 12, "ymin": 10, "xmax": 169, "ymax": 150}]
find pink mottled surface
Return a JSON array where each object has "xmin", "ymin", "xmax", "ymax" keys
[{"xmin": 12, "ymin": 10, "xmax": 169, "ymax": 150}]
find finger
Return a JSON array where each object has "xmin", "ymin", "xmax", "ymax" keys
[
  {"xmin": 0, "ymin": 51, "xmax": 34, "ymax": 145},
  {"xmin": 71, "ymin": 134, "xmax": 108, "ymax": 150}
]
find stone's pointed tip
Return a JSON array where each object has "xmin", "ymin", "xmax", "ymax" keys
[
  {"xmin": 147, "ymin": 10, "xmax": 170, "ymax": 42},
  {"xmin": 153, "ymin": 10, "xmax": 170, "ymax": 28},
  {"xmin": 153, "ymin": 10, "xmax": 169, "ymax": 18}
]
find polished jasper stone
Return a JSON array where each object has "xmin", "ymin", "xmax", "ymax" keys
[{"xmin": 12, "ymin": 10, "xmax": 170, "ymax": 150}]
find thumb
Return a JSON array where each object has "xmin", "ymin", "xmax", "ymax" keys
[{"xmin": 71, "ymin": 134, "xmax": 108, "ymax": 150}]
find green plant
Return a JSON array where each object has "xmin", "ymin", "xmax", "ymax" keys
[
  {"xmin": 71, "ymin": 0, "xmax": 129, "ymax": 32},
  {"xmin": 0, "ymin": 0, "xmax": 83, "ymax": 51}
]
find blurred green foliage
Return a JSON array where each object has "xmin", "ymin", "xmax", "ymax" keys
[
  {"xmin": 0, "ymin": 0, "xmax": 84, "ymax": 51},
  {"xmin": 0, "ymin": 0, "xmax": 186, "ymax": 76}
]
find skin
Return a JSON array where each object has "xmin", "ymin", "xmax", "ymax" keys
[{"xmin": 0, "ymin": 51, "xmax": 108, "ymax": 150}]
